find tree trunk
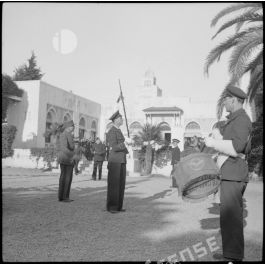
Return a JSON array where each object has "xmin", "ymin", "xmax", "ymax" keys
[{"xmin": 144, "ymin": 144, "xmax": 153, "ymax": 175}]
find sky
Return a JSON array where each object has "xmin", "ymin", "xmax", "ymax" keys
[{"xmin": 3, "ymin": 2, "xmax": 237, "ymax": 111}]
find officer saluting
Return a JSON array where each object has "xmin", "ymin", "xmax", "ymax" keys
[
  {"xmin": 106, "ymin": 110, "xmax": 129, "ymax": 213},
  {"xmin": 205, "ymin": 85, "xmax": 252, "ymax": 261}
]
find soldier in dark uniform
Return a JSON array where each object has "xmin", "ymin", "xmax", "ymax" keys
[
  {"xmin": 171, "ymin": 139, "xmax": 180, "ymax": 188},
  {"xmin": 205, "ymin": 85, "xmax": 252, "ymax": 261},
  {"xmin": 92, "ymin": 137, "xmax": 106, "ymax": 180},
  {"xmin": 181, "ymin": 135, "xmax": 201, "ymax": 158},
  {"xmin": 57, "ymin": 120, "xmax": 75, "ymax": 202},
  {"xmin": 106, "ymin": 110, "xmax": 129, "ymax": 213}
]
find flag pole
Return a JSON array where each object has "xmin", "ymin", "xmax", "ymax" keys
[{"xmin": 118, "ymin": 79, "xmax": 130, "ymax": 138}]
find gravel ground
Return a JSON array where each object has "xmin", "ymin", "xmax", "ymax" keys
[{"xmin": 2, "ymin": 167, "xmax": 263, "ymax": 262}]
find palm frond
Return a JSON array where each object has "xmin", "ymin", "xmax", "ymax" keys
[
  {"xmin": 247, "ymin": 66, "xmax": 263, "ymax": 102},
  {"xmin": 244, "ymin": 49, "xmax": 263, "ymax": 74},
  {"xmin": 211, "ymin": 3, "xmax": 262, "ymax": 27},
  {"xmin": 136, "ymin": 123, "xmax": 162, "ymax": 143},
  {"xmin": 204, "ymin": 31, "xmax": 248, "ymax": 75},
  {"xmin": 212, "ymin": 13, "xmax": 263, "ymax": 39},
  {"xmin": 228, "ymin": 31, "xmax": 263, "ymax": 81},
  {"xmin": 235, "ymin": 21, "xmax": 245, "ymax": 32},
  {"xmin": 216, "ymin": 87, "xmax": 229, "ymax": 120},
  {"xmin": 248, "ymin": 6, "xmax": 264, "ymax": 15}
]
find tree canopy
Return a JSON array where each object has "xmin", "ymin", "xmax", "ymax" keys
[
  {"xmin": 204, "ymin": 3, "xmax": 263, "ymax": 119},
  {"xmin": 13, "ymin": 51, "xmax": 44, "ymax": 81},
  {"xmin": 2, "ymin": 74, "xmax": 24, "ymax": 121}
]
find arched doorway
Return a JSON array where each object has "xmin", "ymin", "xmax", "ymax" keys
[
  {"xmin": 63, "ymin": 113, "xmax": 72, "ymax": 123},
  {"xmin": 45, "ymin": 109, "xmax": 56, "ymax": 144},
  {"xmin": 159, "ymin": 122, "xmax": 171, "ymax": 143},
  {"xmin": 129, "ymin": 121, "xmax": 142, "ymax": 137},
  {"xmin": 184, "ymin": 121, "xmax": 201, "ymax": 149},
  {"xmin": 79, "ymin": 117, "xmax": 86, "ymax": 139}
]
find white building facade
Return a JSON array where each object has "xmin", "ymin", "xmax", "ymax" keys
[
  {"xmin": 101, "ymin": 70, "xmax": 218, "ymax": 150},
  {"xmin": 7, "ymin": 80, "xmax": 101, "ymax": 149}
]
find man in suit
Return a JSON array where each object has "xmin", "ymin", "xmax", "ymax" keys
[
  {"xmin": 106, "ymin": 110, "xmax": 129, "ymax": 213},
  {"xmin": 171, "ymin": 139, "xmax": 180, "ymax": 188},
  {"xmin": 57, "ymin": 120, "xmax": 75, "ymax": 202},
  {"xmin": 205, "ymin": 85, "xmax": 252, "ymax": 262},
  {"xmin": 92, "ymin": 137, "xmax": 106, "ymax": 180}
]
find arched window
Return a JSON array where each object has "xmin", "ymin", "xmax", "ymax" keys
[
  {"xmin": 129, "ymin": 121, "xmax": 142, "ymax": 136},
  {"xmin": 45, "ymin": 109, "xmax": 56, "ymax": 144},
  {"xmin": 184, "ymin": 121, "xmax": 201, "ymax": 138},
  {"xmin": 63, "ymin": 113, "xmax": 72, "ymax": 122},
  {"xmin": 185, "ymin": 121, "xmax": 200, "ymax": 131},
  {"xmin": 79, "ymin": 117, "xmax": 86, "ymax": 139},
  {"xmin": 159, "ymin": 122, "xmax": 171, "ymax": 131}
]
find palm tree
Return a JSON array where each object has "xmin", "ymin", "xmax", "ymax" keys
[
  {"xmin": 133, "ymin": 123, "xmax": 162, "ymax": 175},
  {"xmin": 204, "ymin": 3, "xmax": 263, "ymax": 119}
]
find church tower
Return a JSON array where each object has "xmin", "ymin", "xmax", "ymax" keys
[{"xmin": 140, "ymin": 69, "xmax": 162, "ymax": 99}]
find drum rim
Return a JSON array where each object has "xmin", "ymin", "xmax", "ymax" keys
[{"xmin": 182, "ymin": 174, "xmax": 221, "ymax": 200}]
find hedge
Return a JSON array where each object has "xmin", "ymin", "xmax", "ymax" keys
[
  {"xmin": 2, "ymin": 124, "xmax": 17, "ymax": 158},
  {"xmin": 30, "ymin": 147, "xmax": 58, "ymax": 169}
]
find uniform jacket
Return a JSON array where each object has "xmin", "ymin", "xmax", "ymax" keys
[
  {"xmin": 57, "ymin": 131, "xmax": 75, "ymax": 165},
  {"xmin": 92, "ymin": 142, "xmax": 106, "ymax": 162},
  {"xmin": 221, "ymin": 108, "xmax": 252, "ymax": 182},
  {"xmin": 106, "ymin": 126, "xmax": 128, "ymax": 164},
  {"xmin": 171, "ymin": 146, "xmax": 180, "ymax": 165},
  {"xmin": 73, "ymin": 146, "xmax": 85, "ymax": 161}
]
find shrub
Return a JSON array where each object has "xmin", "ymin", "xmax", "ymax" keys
[
  {"xmin": 247, "ymin": 113, "xmax": 263, "ymax": 176},
  {"xmin": 2, "ymin": 124, "xmax": 17, "ymax": 158},
  {"xmin": 154, "ymin": 146, "xmax": 172, "ymax": 168},
  {"xmin": 30, "ymin": 147, "xmax": 58, "ymax": 169}
]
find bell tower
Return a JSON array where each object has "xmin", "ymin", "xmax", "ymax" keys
[{"xmin": 141, "ymin": 69, "xmax": 162, "ymax": 98}]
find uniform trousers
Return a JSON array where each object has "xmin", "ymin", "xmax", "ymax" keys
[
  {"xmin": 58, "ymin": 164, "xmax": 74, "ymax": 201},
  {"xmin": 220, "ymin": 180, "xmax": 247, "ymax": 260},
  {"xmin": 92, "ymin": 161, "xmax": 103, "ymax": 180},
  {"xmin": 171, "ymin": 165, "xmax": 178, "ymax": 188},
  {"xmin": 106, "ymin": 162, "xmax": 126, "ymax": 211}
]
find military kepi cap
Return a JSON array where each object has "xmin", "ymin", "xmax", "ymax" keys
[
  {"xmin": 172, "ymin": 138, "xmax": 180, "ymax": 143},
  {"xmin": 226, "ymin": 85, "xmax": 248, "ymax": 99},
  {"xmin": 109, "ymin": 110, "xmax": 122, "ymax": 121},
  {"xmin": 63, "ymin": 120, "xmax": 74, "ymax": 130}
]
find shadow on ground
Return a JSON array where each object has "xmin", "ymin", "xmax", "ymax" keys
[
  {"xmin": 200, "ymin": 199, "xmax": 248, "ymax": 230},
  {"xmin": 2, "ymin": 174, "xmax": 262, "ymax": 262}
]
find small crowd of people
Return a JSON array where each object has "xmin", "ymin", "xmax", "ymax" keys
[{"xmin": 56, "ymin": 85, "xmax": 252, "ymax": 262}]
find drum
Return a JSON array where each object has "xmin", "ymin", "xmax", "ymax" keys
[{"xmin": 173, "ymin": 152, "xmax": 220, "ymax": 201}]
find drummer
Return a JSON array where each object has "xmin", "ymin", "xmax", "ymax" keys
[{"xmin": 205, "ymin": 85, "xmax": 252, "ymax": 262}]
